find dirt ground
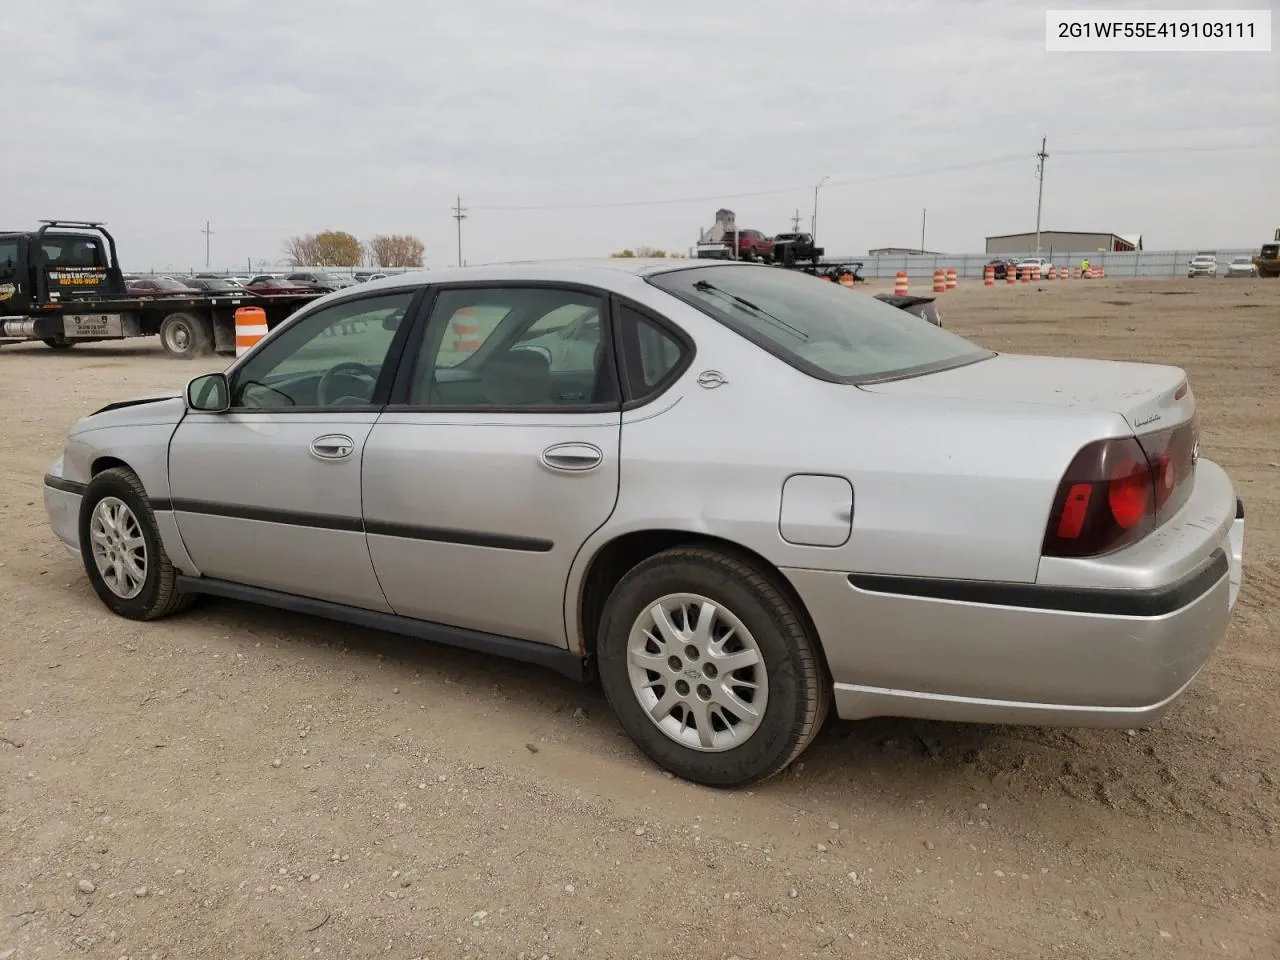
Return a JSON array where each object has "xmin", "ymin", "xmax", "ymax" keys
[{"xmin": 1, "ymin": 276, "xmax": 1277, "ymax": 960}]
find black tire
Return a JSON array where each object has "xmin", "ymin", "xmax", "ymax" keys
[
  {"xmin": 597, "ymin": 547, "xmax": 830, "ymax": 788},
  {"xmin": 78, "ymin": 467, "xmax": 194, "ymax": 621},
  {"xmin": 42, "ymin": 338, "xmax": 76, "ymax": 349},
  {"xmin": 159, "ymin": 312, "xmax": 213, "ymax": 359}
]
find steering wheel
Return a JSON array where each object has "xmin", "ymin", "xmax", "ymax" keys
[{"xmin": 317, "ymin": 362, "xmax": 379, "ymax": 406}]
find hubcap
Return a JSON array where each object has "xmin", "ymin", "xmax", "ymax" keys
[
  {"xmin": 89, "ymin": 497, "xmax": 147, "ymax": 599},
  {"xmin": 626, "ymin": 593, "xmax": 769, "ymax": 752},
  {"xmin": 167, "ymin": 323, "xmax": 190, "ymax": 351}
]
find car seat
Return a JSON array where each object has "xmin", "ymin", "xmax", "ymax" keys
[{"xmin": 481, "ymin": 349, "xmax": 552, "ymax": 405}]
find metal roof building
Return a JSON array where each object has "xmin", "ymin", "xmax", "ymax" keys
[{"xmin": 985, "ymin": 231, "xmax": 1142, "ymax": 255}]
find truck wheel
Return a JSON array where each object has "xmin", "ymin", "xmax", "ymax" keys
[
  {"xmin": 42, "ymin": 338, "xmax": 77, "ymax": 350},
  {"xmin": 159, "ymin": 312, "xmax": 213, "ymax": 359}
]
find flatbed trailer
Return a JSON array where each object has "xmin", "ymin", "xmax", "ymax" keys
[{"xmin": 0, "ymin": 220, "xmax": 321, "ymax": 359}]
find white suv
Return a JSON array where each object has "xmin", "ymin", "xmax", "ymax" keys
[{"xmin": 1188, "ymin": 255, "xmax": 1218, "ymax": 278}]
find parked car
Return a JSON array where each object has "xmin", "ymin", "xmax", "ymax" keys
[
  {"xmin": 246, "ymin": 274, "xmax": 285, "ymax": 286},
  {"xmin": 42, "ymin": 259, "xmax": 1244, "ymax": 788},
  {"xmin": 286, "ymin": 270, "xmax": 357, "ymax": 292},
  {"xmin": 986, "ymin": 259, "xmax": 1017, "ymax": 280},
  {"xmin": 1188, "ymin": 255, "xmax": 1218, "ymax": 278},
  {"xmin": 125, "ymin": 276, "xmax": 199, "ymax": 296},
  {"xmin": 183, "ymin": 277, "xmax": 253, "ymax": 295},
  {"xmin": 1015, "ymin": 257, "xmax": 1051, "ymax": 279},
  {"xmin": 246, "ymin": 276, "xmax": 316, "ymax": 295},
  {"xmin": 1224, "ymin": 256, "xmax": 1258, "ymax": 278}
]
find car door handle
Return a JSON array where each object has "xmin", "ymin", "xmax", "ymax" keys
[
  {"xmin": 540, "ymin": 442, "xmax": 604, "ymax": 473},
  {"xmin": 310, "ymin": 434, "xmax": 355, "ymax": 460}
]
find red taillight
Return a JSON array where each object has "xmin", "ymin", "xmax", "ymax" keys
[
  {"xmin": 1107, "ymin": 456, "xmax": 1151, "ymax": 529},
  {"xmin": 1043, "ymin": 416, "xmax": 1198, "ymax": 558},
  {"xmin": 1056, "ymin": 483, "xmax": 1092, "ymax": 538}
]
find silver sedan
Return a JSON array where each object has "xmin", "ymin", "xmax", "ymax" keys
[{"xmin": 43, "ymin": 259, "xmax": 1245, "ymax": 787}]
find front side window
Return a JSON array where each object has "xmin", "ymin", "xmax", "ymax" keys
[
  {"xmin": 230, "ymin": 291, "xmax": 415, "ymax": 409},
  {"xmin": 648, "ymin": 264, "xmax": 991, "ymax": 383},
  {"xmin": 409, "ymin": 286, "xmax": 616, "ymax": 408}
]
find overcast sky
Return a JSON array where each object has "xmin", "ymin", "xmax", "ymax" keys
[{"xmin": 5, "ymin": 0, "xmax": 1276, "ymax": 270}]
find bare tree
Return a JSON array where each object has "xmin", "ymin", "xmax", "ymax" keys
[
  {"xmin": 368, "ymin": 234, "xmax": 426, "ymax": 268},
  {"xmin": 283, "ymin": 234, "xmax": 322, "ymax": 267},
  {"xmin": 610, "ymin": 246, "xmax": 686, "ymax": 259}
]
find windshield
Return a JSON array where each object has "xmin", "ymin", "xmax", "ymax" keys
[{"xmin": 648, "ymin": 264, "xmax": 992, "ymax": 383}]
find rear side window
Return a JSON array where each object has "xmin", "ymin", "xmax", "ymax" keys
[
  {"xmin": 649, "ymin": 264, "xmax": 990, "ymax": 384},
  {"xmin": 617, "ymin": 304, "xmax": 689, "ymax": 403}
]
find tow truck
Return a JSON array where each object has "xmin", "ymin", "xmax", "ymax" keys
[{"xmin": 0, "ymin": 220, "xmax": 322, "ymax": 359}]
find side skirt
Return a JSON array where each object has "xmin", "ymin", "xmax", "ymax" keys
[{"xmin": 175, "ymin": 576, "xmax": 592, "ymax": 682}]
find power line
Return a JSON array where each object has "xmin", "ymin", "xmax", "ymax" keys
[
  {"xmin": 463, "ymin": 142, "xmax": 1278, "ymax": 214},
  {"xmin": 1055, "ymin": 142, "xmax": 1278, "ymax": 156},
  {"xmin": 468, "ymin": 154, "xmax": 1029, "ymax": 212}
]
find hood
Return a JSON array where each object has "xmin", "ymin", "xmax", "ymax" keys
[
  {"xmin": 73, "ymin": 393, "xmax": 186, "ymax": 434},
  {"xmin": 89, "ymin": 392, "xmax": 182, "ymax": 416},
  {"xmin": 861, "ymin": 353, "xmax": 1193, "ymax": 434}
]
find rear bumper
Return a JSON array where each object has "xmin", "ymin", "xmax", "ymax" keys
[{"xmin": 784, "ymin": 463, "xmax": 1242, "ymax": 728}]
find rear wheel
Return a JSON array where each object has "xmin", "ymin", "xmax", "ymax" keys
[
  {"xmin": 159, "ymin": 312, "xmax": 213, "ymax": 359},
  {"xmin": 42, "ymin": 338, "xmax": 76, "ymax": 349},
  {"xmin": 597, "ymin": 547, "xmax": 830, "ymax": 788},
  {"xmin": 78, "ymin": 467, "xmax": 194, "ymax": 621}
]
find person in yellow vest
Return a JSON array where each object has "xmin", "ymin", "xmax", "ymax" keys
[{"xmin": 1080, "ymin": 256, "xmax": 1090, "ymax": 278}]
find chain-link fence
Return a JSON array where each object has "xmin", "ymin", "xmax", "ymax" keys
[{"xmin": 813, "ymin": 249, "xmax": 1257, "ymax": 279}]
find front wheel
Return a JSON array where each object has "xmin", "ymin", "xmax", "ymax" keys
[
  {"xmin": 597, "ymin": 547, "xmax": 830, "ymax": 788},
  {"xmin": 78, "ymin": 467, "xmax": 194, "ymax": 620},
  {"xmin": 42, "ymin": 338, "xmax": 76, "ymax": 349}
]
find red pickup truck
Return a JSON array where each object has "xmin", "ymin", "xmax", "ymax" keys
[{"xmin": 723, "ymin": 228, "xmax": 775, "ymax": 262}]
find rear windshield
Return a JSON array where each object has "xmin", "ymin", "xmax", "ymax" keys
[{"xmin": 648, "ymin": 264, "xmax": 991, "ymax": 383}]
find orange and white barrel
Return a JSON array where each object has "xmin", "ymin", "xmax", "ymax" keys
[
  {"xmin": 1020, "ymin": 264, "xmax": 1031, "ymax": 284},
  {"xmin": 451, "ymin": 306, "xmax": 481, "ymax": 353},
  {"xmin": 945, "ymin": 267, "xmax": 958, "ymax": 291},
  {"xmin": 839, "ymin": 273, "xmax": 854, "ymax": 289},
  {"xmin": 1046, "ymin": 266, "xmax": 1056, "ymax": 280},
  {"xmin": 894, "ymin": 271, "xmax": 908, "ymax": 295},
  {"xmin": 984, "ymin": 265, "xmax": 995, "ymax": 286},
  {"xmin": 932, "ymin": 269, "xmax": 946, "ymax": 293},
  {"xmin": 234, "ymin": 306, "xmax": 268, "ymax": 357},
  {"xmin": 1007, "ymin": 264, "xmax": 1016, "ymax": 285}
]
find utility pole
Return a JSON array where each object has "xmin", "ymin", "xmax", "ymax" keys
[
  {"xmin": 1034, "ymin": 136, "xmax": 1049, "ymax": 255},
  {"xmin": 812, "ymin": 175, "xmax": 829, "ymax": 246},
  {"xmin": 452, "ymin": 195, "xmax": 467, "ymax": 267},
  {"xmin": 201, "ymin": 220, "xmax": 214, "ymax": 269},
  {"xmin": 791, "ymin": 208, "xmax": 802, "ymax": 232},
  {"xmin": 920, "ymin": 208, "xmax": 927, "ymax": 253}
]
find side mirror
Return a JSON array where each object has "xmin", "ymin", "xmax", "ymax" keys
[{"xmin": 186, "ymin": 372, "xmax": 230, "ymax": 412}]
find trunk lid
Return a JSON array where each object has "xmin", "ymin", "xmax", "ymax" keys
[{"xmin": 861, "ymin": 353, "xmax": 1194, "ymax": 434}]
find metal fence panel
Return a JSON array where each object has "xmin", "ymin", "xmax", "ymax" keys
[{"xmin": 816, "ymin": 249, "xmax": 1256, "ymax": 279}]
